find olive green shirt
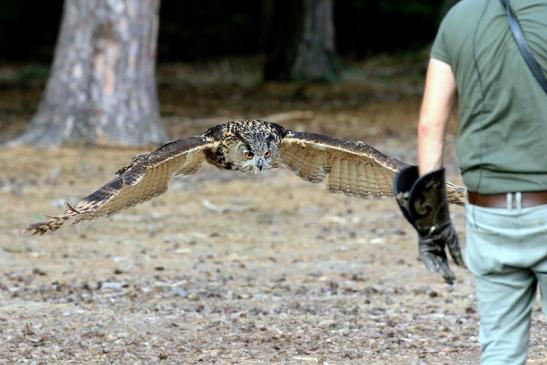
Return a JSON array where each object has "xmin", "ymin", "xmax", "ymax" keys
[{"xmin": 431, "ymin": 0, "xmax": 547, "ymax": 193}]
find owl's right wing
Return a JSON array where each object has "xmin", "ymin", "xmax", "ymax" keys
[
  {"xmin": 280, "ymin": 131, "xmax": 465, "ymax": 205},
  {"xmin": 25, "ymin": 136, "xmax": 217, "ymax": 235}
]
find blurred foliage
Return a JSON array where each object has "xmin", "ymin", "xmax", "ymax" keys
[
  {"xmin": 334, "ymin": 1, "xmax": 441, "ymax": 58},
  {"xmin": 159, "ymin": 0, "xmax": 264, "ymax": 61},
  {"xmin": 12, "ymin": 64, "xmax": 50, "ymax": 86},
  {"xmin": 0, "ymin": 0, "xmax": 63, "ymax": 63},
  {"xmin": 0, "ymin": 0, "xmax": 451, "ymax": 63}
]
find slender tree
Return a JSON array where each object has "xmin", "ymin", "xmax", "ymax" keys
[
  {"xmin": 263, "ymin": 0, "xmax": 339, "ymax": 82},
  {"xmin": 13, "ymin": 0, "xmax": 166, "ymax": 147}
]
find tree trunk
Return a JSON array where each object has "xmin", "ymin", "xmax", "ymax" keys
[
  {"xmin": 13, "ymin": 0, "xmax": 166, "ymax": 147},
  {"xmin": 263, "ymin": 0, "xmax": 339, "ymax": 82}
]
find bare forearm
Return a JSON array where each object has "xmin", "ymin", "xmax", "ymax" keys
[
  {"xmin": 418, "ymin": 114, "xmax": 447, "ymax": 175},
  {"xmin": 417, "ymin": 58, "xmax": 457, "ymax": 176}
]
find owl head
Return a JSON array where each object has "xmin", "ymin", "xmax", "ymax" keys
[
  {"xmin": 206, "ymin": 120, "xmax": 286, "ymax": 174},
  {"xmin": 225, "ymin": 129, "xmax": 282, "ymax": 174}
]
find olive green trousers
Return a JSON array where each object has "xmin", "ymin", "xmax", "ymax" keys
[{"xmin": 466, "ymin": 200, "xmax": 547, "ymax": 365}]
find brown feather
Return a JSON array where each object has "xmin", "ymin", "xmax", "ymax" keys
[
  {"xmin": 281, "ymin": 131, "xmax": 465, "ymax": 205},
  {"xmin": 25, "ymin": 136, "xmax": 216, "ymax": 235},
  {"xmin": 25, "ymin": 120, "xmax": 466, "ymax": 236}
]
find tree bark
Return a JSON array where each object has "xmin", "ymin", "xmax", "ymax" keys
[
  {"xmin": 13, "ymin": 0, "xmax": 166, "ymax": 147},
  {"xmin": 263, "ymin": 0, "xmax": 339, "ymax": 82}
]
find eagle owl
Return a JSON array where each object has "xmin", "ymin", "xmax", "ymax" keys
[{"xmin": 26, "ymin": 120, "xmax": 465, "ymax": 235}]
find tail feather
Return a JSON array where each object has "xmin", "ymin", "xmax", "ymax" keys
[
  {"xmin": 24, "ymin": 204, "xmax": 79, "ymax": 235},
  {"xmin": 446, "ymin": 181, "xmax": 466, "ymax": 206},
  {"xmin": 24, "ymin": 215, "xmax": 70, "ymax": 235}
]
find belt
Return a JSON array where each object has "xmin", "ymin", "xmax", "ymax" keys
[{"xmin": 468, "ymin": 191, "xmax": 547, "ymax": 209}]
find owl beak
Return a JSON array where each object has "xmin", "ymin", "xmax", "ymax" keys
[{"xmin": 256, "ymin": 158, "xmax": 265, "ymax": 171}]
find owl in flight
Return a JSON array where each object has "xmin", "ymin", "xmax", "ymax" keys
[{"xmin": 26, "ymin": 120, "xmax": 465, "ymax": 235}]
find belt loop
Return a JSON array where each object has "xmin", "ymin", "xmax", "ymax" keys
[
  {"xmin": 515, "ymin": 191, "xmax": 522, "ymax": 210},
  {"xmin": 470, "ymin": 202, "xmax": 477, "ymax": 228},
  {"xmin": 506, "ymin": 192, "xmax": 513, "ymax": 210}
]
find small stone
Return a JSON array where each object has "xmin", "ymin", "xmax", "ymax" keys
[
  {"xmin": 173, "ymin": 248, "xmax": 192, "ymax": 255},
  {"xmin": 172, "ymin": 288, "xmax": 189, "ymax": 298},
  {"xmin": 370, "ymin": 237, "xmax": 385, "ymax": 245},
  {"xmin": 100, "ymin": 282, "xmax": 124, "ymax": 291},
  {"xmin": 292, "ymin": 356, "xmax": 319, "ymax": 363}
]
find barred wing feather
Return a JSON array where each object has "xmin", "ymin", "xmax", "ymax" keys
[
  {"xmin": 280, "ymin": 131, "xmax": 465, "ymax": 205},
  {"xmin": 25, "ymin": 137, "xmax": 216, "ymax": 235}
]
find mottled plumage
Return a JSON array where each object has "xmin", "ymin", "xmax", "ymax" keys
[{"xmin": 26, "ymin": 120, "xmax": 465, "ymax": 235}]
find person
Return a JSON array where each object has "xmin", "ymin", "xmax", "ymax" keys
[{"xmin": 393, "ymin": 0, "xmax": 547, "ymax": 364}]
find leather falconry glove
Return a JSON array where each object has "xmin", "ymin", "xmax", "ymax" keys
[{"xmin": 393, "ymin": 166, "xmax": 465, "ymax": 284}]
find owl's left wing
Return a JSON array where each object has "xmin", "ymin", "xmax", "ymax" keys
[{"xmin": 280, "ymin": 131, "xmax": 465, "ymax": 205}]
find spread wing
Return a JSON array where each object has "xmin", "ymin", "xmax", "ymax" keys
[
  {"xmin": 26, "ymin": 136, "xmax": 217, "ymax": 235},
  {"xmin": 280, "ymin": 131, "xmax": 465, "ymax": 205}
]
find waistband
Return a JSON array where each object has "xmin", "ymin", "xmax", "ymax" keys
[{"xmin": 467, "ymin": 191, "xmax": 547, "ymax": 209}]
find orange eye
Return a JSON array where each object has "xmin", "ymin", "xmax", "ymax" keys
[
  {"xmin": 264, "ymin": 150, "xmax": 272, "ymax": 158},
  {"xmin": 244, "ymin": 151, "xmax": 254, "ymax": 160}
]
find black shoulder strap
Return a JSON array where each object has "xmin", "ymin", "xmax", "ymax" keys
[{"xmin": 500, "ymin": 0, "xmax": 547, "ymax": 94}]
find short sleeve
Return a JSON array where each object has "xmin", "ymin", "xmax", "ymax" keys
[{"xmin": 430, "ymin": 12, "xmax": 453, "ymax": 65}]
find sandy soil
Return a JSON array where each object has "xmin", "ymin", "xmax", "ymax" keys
[{"xmin": 0, "ymin": 63, "xmax": 546, "ymax": 364}]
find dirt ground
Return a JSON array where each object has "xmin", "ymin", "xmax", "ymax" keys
[{"xmin": 1, "ymin": 60, "xmax": 546, "ymax": 364}]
